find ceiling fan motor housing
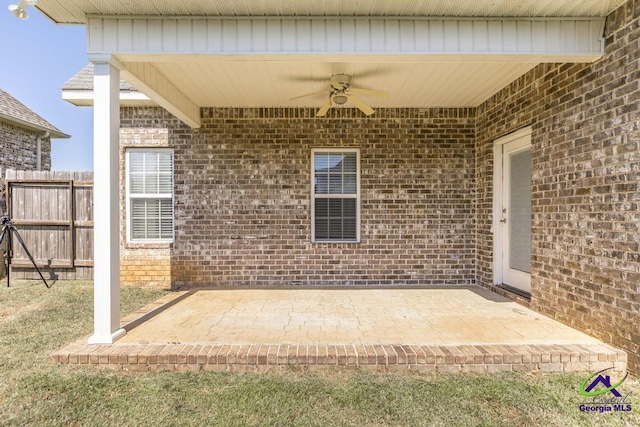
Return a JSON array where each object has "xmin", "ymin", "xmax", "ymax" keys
[
  {"xmin": 329, "ymin": 74, "xmax": 352, "ymax": 88},
  {"xmin": 329, "ymin": 74, "xmax": 352, "ymax": 104}
]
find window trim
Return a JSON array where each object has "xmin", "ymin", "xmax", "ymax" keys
[
  {"xmin": 311, "ymin": 148, "xmax": 361, "ymax": 243},
  {"xmin": 125, "ymin": 148, "xmax": 175, "ymax": 243}
]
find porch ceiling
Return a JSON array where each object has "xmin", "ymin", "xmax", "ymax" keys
[
  {"xmin": 53, "ymin": 0, "xmax": 616, "ymax": 124},
  {"xmin": 38, "ymin": 0, "xmax": 624, "ymax": 24},
  {"xmin": 109, "ymin": 59, "xmax": 539, "ymax": 109}
]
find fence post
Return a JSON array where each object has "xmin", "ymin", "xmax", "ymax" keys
[{"xmin": 0, "ymin": 173, "xmax": 5, "ymax": 280}]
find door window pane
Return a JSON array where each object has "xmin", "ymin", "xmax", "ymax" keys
[{"xmin": 509, "ymin": 149, "xmax": 532, "ymax": 273}]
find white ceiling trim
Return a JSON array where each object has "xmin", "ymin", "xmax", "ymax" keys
[
  {"xmin": 86, "ymin": 55, "xmax": 200, "ymax": 127},
  {"xmin": 62, "ymin": 90, "xmax": 153, "ymax": 107},
  {"xmin": 87, "ymin": 17, "xmax": 605, "ymax": 60},
  {"xmin": 119, "ymin": 62, "xmax": 201, "ymax": 128}
]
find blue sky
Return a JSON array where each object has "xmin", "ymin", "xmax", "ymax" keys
[{"xmin": 0, "ymin": 6, "xmax": 93, "ymax": 171}]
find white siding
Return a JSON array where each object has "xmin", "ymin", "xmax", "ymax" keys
[{"xmin": 87, "ymin": 17, "xmax": 605, "ymax": 59}]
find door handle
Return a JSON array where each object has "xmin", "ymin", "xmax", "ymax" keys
[{"xmin": 500, "ymin": 218, "xmax": 507, "ymax": 223}]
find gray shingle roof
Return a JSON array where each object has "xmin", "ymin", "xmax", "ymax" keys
[
  {"xmin": 0, "ymin": 88, "xmax": 69, "ymax": 138},
  {"xmin": 62, "ymin": 63, "xmax": 137, "ymax": 91}
]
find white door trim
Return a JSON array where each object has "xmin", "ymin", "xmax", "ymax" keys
[{"xmin": 492, "ymin": 126, "xmax": 532, "ymax": 288}]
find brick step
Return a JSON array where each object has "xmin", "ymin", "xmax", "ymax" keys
[{"xmin": 50, "ymin": 342, "xmax": 626, "ymax": 373}]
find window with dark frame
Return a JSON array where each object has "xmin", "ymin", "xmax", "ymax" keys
[{"xmin": 312, "ymin": 149, "xmax": 360, "ymax": 242}]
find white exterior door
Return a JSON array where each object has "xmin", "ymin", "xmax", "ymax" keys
[{"xmin": 494, "ymin": 128, "xmax": 532, "ymax": 294}]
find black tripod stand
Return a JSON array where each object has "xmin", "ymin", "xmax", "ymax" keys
[{"xmin": 0, "ymin": 215, "xmax": 49, "ymax": 288}]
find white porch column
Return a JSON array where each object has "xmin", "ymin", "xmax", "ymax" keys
[{"xmin": 88, "ymin": 55, "xmax": 125, "ymax": 344}]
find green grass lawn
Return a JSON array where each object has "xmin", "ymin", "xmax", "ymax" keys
[{"xmin": 0, "ymin": 280, "xmax": 638, "ymax": 426}]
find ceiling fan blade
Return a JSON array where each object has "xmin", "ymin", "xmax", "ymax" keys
[
  {"xmin": 349, "ymin": 87, "xmax": 389, "ymax": 98},
  {"xmin": 316, "ymin": 99, "xmax": 332, "ymax": 117},
  {"xmin": 289, "ymin": 76, "xmax": 328, "ymax": 83},
  {"xmin": 290, "ymin": 90, "xmax": 328, "ymax": 101},
  {"xmin": 348, "ymin": 94, "xmax": 375, "ymax": 116}
]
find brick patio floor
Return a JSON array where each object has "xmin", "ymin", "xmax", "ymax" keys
[{"xmin": 50, "ymin": 286, "xmax": 627, "ymax": 372}]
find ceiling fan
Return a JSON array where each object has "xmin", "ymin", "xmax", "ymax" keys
[{"xmin": 290, "ymin": 74, "xmax": 389, "ymax": 117}]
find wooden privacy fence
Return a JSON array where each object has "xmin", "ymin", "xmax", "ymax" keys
[{"xmin": 4, "ymin": 170, "xmax": 94, "ymax": 280}]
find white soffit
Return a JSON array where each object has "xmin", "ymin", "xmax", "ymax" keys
[
  {"xmin": 148, "ymin": 60, "xmax": 539, "ymax": 108},
  {"xmin": 62, "ymin": 60, "xmax": 538, "ymax": 109},
  {"xmin": 37, "ymin": 0, "xmax": 625, "ymax": 24}
]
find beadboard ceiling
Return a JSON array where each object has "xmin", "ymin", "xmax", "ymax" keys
[
  {"xmin": 38, "ymin": 0, "xmax": 625, "ymax": 24},
  {"xmin": 148, "ymin": 60, "xmax": 538, "ymax": 108},
  {"xmin": 67, "ymin": 60, "xmax": 540, "ymax": 109},
  {"xmin": 52, "ymin": 0, "xmax": 622, "ymax": 117}
]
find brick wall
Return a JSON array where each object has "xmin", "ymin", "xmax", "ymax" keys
[
  {"xmin": 120, "ymin": 107, "xmax": 476, "ymax": 288},
  {"xmin": 476, "ymin": 0, "xmax": 640, "ymax": 373},
  {"xmin": 119, "ymin": 116, "xmax": 180, "ymax": 288},
  {"xmin": 0, "ymin": 121, "xmax": 51, "ymax": 171}
]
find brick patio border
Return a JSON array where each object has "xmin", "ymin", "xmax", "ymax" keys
[
  {"xmin": 50, "ymin": 289, "xmax": 627, "ymax": 373},
  {"xmin": 50, "ymin": 342, "xmax": 627, "ymax": 373}
]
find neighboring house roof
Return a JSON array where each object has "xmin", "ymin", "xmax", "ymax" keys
[
  {"xmin": 62, "ymin": 63, "xmax": 153, "ymax": 107},
  {"xmin": 0, "ymin": 88, "xmax": 70, "ymax": 138},
  {"xmin": 62, "ymin": 63, "xmax": 137, "ymax": 91}
]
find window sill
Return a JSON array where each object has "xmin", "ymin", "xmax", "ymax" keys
[
  {"xmin": 312, "ymin": 240, "xmax": 360, "ymax": 244},
  {"xmin": 124, "ymin": 240, "xmax": 173, "ymax": 250}
]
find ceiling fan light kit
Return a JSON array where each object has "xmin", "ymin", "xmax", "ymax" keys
[
  {"xmin": 332, "ymin": 94, "xmax": 349, "ymax": 105},
  {"xmin": 290, "ymin": 73, "xmax": 389, "ymax": 117}
]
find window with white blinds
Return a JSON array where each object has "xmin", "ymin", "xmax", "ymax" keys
[
  {"xmin": 126, "ymin": 149, "xmax": 174, "ymax": 242},
  {"xmin": 312, "ymin": 149, "xmax": 360, "ymax": 242}
]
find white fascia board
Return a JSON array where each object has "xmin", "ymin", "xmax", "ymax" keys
[
  {"xmin": 62, "ymin": 89, "xmax": 153, "ymax": 106},
  {"xmin": 87, "ymin": 16, "xmax": 605, "ymax": 61}
]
